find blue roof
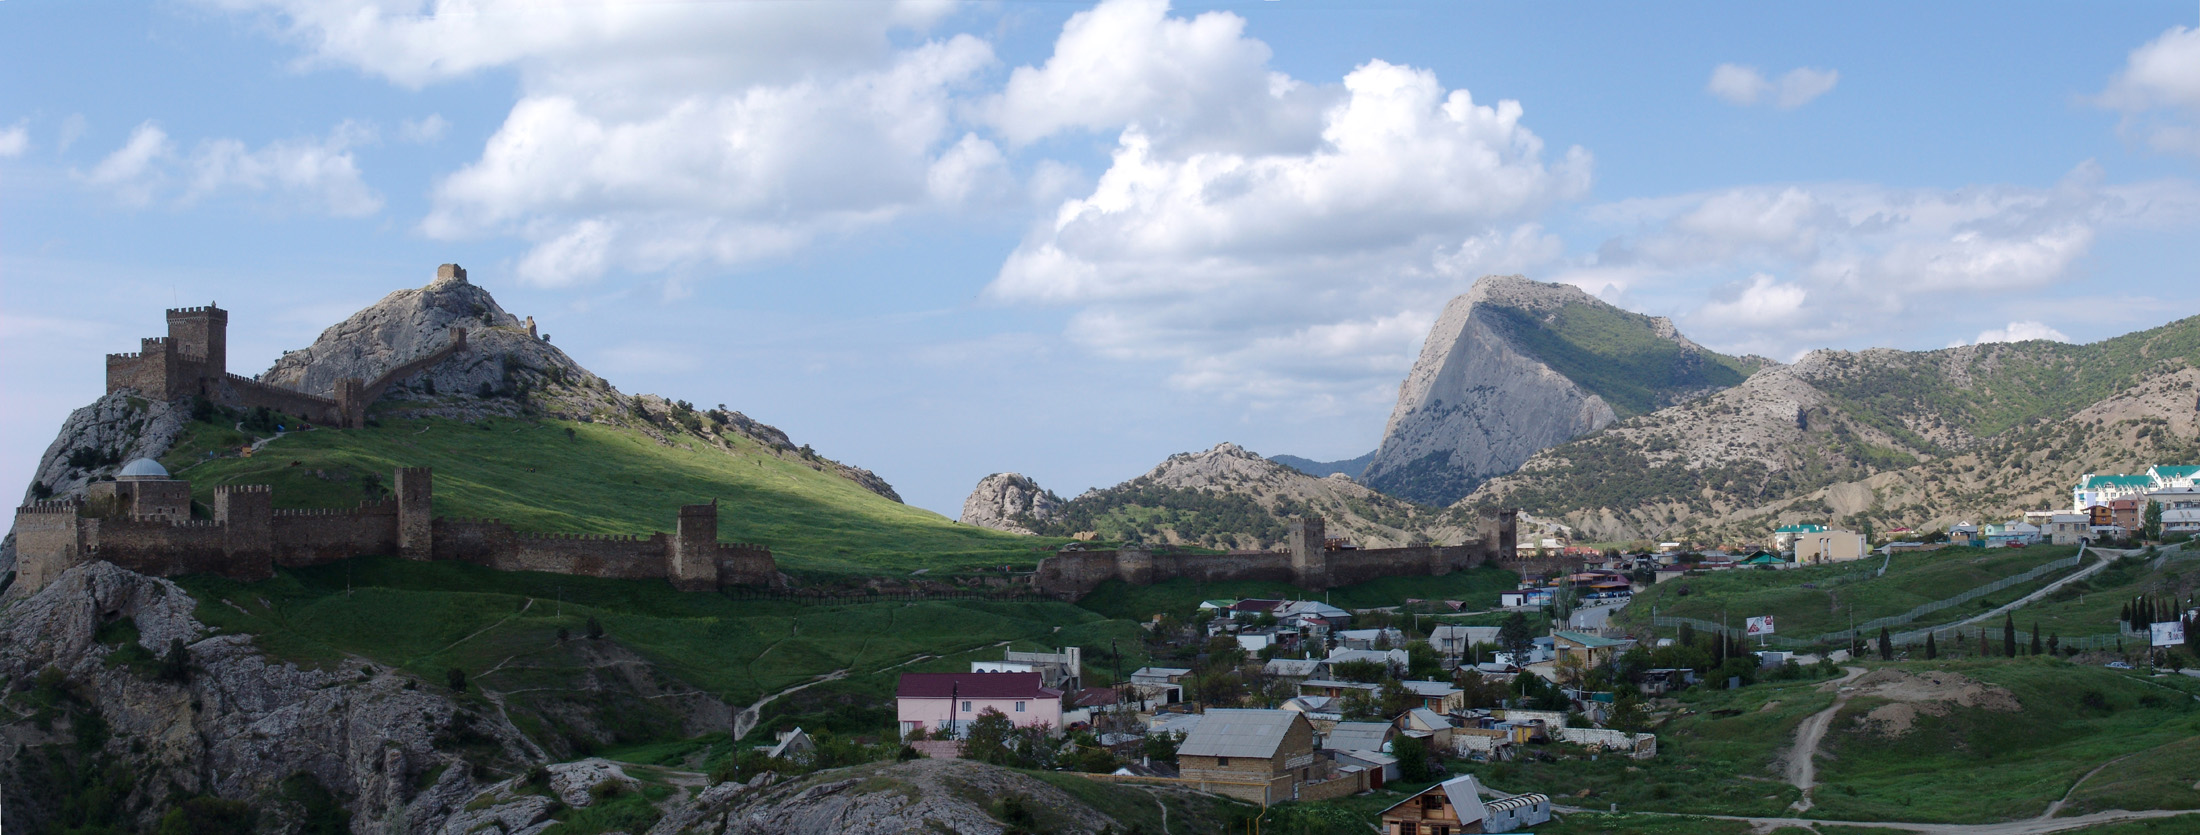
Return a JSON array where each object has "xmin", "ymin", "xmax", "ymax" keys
[{"xmin": 1775, "ymin": 524, "xmax": 1827, "ymax": 533}]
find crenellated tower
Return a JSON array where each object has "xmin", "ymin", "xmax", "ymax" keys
[
  {"xmin": 166, "ymin": 304, "xmax": 227, "ymax": 376},
  {"xmin": 396, "ymin": 467, "xmax": 434, "ymax": 558},
  {"xmin": 670, "ymin": 500, "xmax": 720, "ymax": 592}
]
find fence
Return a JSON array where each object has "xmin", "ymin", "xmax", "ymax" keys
[{"xmin": 1653, "ymin": 547, "xmax": 2093, "ymax": 649}]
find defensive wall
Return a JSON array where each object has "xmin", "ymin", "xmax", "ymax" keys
[
  {"xmin": 102, "ymin": 265, "xmax": 474, "ymax": 429},
  {"xmin": 1032, "ymin": 510, "xmax": 1521, "ymax": 597},
  {"xmin": 9, "ymin": 467, "xmax": 780, "ymax": 596}
]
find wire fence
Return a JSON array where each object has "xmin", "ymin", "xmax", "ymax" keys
[
  {"xmin": 719, "ymin": 587, "xmax": 1055, "ymax": 605},
  {"xmin": 1653, "ymin": 547, "xmax": 2094, "ymax": 649}
]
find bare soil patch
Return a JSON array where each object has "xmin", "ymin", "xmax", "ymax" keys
[{"xmin": 1846, "ymin": 669, "xmax": 2019, "ymax": 737}]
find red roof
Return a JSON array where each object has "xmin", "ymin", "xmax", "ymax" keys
[
  {"xmin": 1070, "ymin": 687, "xmax": 1119, "ymax": 707},
  {"xmin": 896, "ymin": 672, "xmax": 1054, "ymax": 700}
]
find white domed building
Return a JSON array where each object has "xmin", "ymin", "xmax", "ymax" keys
[{"xmin": 86, "ymin": 457, "xmax": 192, "ymax": 521}]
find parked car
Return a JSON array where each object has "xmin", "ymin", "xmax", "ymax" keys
[{"xmin": 2106, "ymin": 661, "xmax": 2134, "ymax": 669}]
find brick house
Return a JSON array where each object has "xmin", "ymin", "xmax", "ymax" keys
[
  {"xmin": 1176, "ymin": 709, "xmax": 1365, "ymax": 805},
  {"xmin": 896, "ymin": 672, "xmax": 1061, "ymax": 740}
]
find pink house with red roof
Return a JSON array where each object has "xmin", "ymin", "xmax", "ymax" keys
[{"xmin": 896, "ymin": 672, "xmax": 1062, "ymax": 740}]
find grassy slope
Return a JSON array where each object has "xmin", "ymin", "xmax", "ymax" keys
[
  {"xmin": 176, "ymin": 557, "xmax": 1142, "ymax": 738},
  {"xmin": 1809, "ymin": 660, "xmax": 2200, "ymax": 824},
  {"xmin": 2013, "ymin": 554, "xmax": 2200, "ymax": 639},
  {"xmin": 160, "ymin": 415, "xmax": 1055, "ymax": 575},
  {"xmin": 1483, "ymin": 300, "xmax": 1759, "ymax": 419},
  {"xmin": 1617, "ymin": 545, "xmax": 2083, "ymax": 640}
]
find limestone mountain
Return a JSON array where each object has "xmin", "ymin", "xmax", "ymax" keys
[
  {"xmin": 1009, "ymin": 442, "xmax": 1482, "ymax": 550},
  {"xmin": 959, "ymin": 472, "xmax": 1066, "ymax": 535},
  {"xmin": 1269, "ymin": 450, "xmax": 1376, "ymax": 479},
  {"xmin": 1466, "ymin": 314, "xmax": 2200, "ymax": 543},
  {"xmin": 1361, "ymin": 275, "xmax": 1763, "ymax": 506}
]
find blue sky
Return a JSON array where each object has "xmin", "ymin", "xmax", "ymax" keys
[{"xmin": 5, "ymin": 0, "xmax": 2200, "ymax": 519}]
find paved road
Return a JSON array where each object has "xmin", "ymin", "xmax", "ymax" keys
[{"xmin": 1568, "ymin": 600, "xmax": 1627, "ymax": 631}]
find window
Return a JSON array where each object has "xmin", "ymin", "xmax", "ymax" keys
[
  {"xmin": 1216, "ymin": 757, "xmax": 1230, "ymax": 766},
  {"xmin": 1015, "ymin": 701, "xmax": 1026, "ymax": 712},
  {"xmin": 961, "ymin": 701, "xmax": 972, "ymax": 712},
  {"xmin": 1399, "ymin": 823, "xmax": 1418, "ymax": 835},
  {"xmin": 1431, "ymin": 827, "xmax": 1450, "ymax": 835},
  {"xmin": 1422, "ymin": 795, "xmax": 1443, "ymax": 811}
]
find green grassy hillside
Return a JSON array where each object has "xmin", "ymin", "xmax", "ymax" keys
[
  {"xmin": 2005, "ymin": 552, "xmax": 2200, "ymax": 639},
  {"xmin": 1482, "ymin": 300, "xmax": 1762, "ymax": 419},
  {"xmin": 1618, "ymin": 545, "xmax": 2085, "ymax": 641},
  {"xmin": 159, "ymin": 414, "xmax": 1054, "ymax": 576}
]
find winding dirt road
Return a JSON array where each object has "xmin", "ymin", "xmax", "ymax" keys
[{"xmin": 1786, "ymin": 665, "xmax": 1867, "ymax": 812}]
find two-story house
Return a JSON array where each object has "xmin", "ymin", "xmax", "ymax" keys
[
  {"xmin": 895, "ymin": 672, "xmax": 1061, "ymax": 740},
  {"xmin": 1175, "ymin": 709, "xmax": 1358, "ymax": 805}
]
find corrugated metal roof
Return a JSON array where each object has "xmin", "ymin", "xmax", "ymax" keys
[
  {"xmin": 1488, "ymin": 793, "xmax": 1549, "ymax": 812},
  {"xmin": 895, "ymin": 672, "xmax": 1052, "ymax": 699},
  {"xmin": 1552, "ymin": 631, "xmax": 1628, "ymax": 649},
  {"xmin": 1177, "ymin": 709, "xmax": 1301, "ymax": 759},
  {"xmin": 1401, "ymin": 680, "xmax": 1460, "ymax": 696},
  {"xmin": 1321, "ymin": 721, "xmax": 1393, "ymax": 752}
]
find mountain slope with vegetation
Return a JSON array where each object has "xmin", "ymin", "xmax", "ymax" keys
[
  {"xmin": 1464, "ymin": 315, "xmax": 2200, "ymax": 543},
  {"xmin": 1362, "ymin": 275, "xmax": 1763, "ymax": 506},
  {"xmin": 1010, "ymin": 443, "xmax": 1483, "ymax": 550}
]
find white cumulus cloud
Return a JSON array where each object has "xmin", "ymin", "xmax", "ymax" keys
[
  {"xmin": 983, "ymin": 1, "xmax": 1588, "ymax": 406},
  {"xmin": 1707, "ymin": 64, "xmax": 1839, "ymax": 109},
  {"xmin": 0, "ymin": 122, "xmax": 29, "ymax": 158},
  {"xmin": 1694, "ymin": 273, "xmax": 1808, "ymax": 326},
  {"xmin": 2096, "ymin": 25, "xmax": 2200, "ymax": 157},
  {"xmin": 80, "ymin": 120, "xmax": 381, "ymax": 216},
  {"xmin": 1965, "ymin": 321, "xmax": 2071, "ymax": 346}
]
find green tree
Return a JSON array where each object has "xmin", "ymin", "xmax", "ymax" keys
[
  {"xmin": 2003, "ymin": 614, "xmax": 2018, "ymax": 659},
  {"xmin": 1878, "ymin": 627, "xmax": 1893, "ymax": 661},
  {"xmin": 1392, "ymin": 735, "xmax": 1432, "ymax": 782},
  {"xmin": 2031, "ymin": 622, "xmax": 2044, "ymax": 656},
  {"xmin": 156, "ymin": 797, "xmax": 254, "ymax": 835},
  {"xmin": 1498, "ymin": 613, "xmax": 1536, "ymax": 667},
  {"xmin": 1925, "ymin": 632, "xmax": 1938, "ymax": 660},
  {"xmin": 1405, "ymin": 643, "xmax": 1444, "ymax": 680},
  {"xmin": 446, "ymin": 667, "xmax": 467, "ymax": 693},
  {"xmin": 960, "ymin": 708, "xmax": 1016, "ymax": 765},
  {"xmin": 2145, "ymin": 500, "xmax": 2164, "ymax": 542}
]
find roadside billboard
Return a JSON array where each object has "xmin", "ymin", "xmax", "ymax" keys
[
  {"xmin": 1746, "ymin": 616, "xmax": 1775, "ymax": 636},
  {"xmin": 2152, "ymin": 621, "xmax": 2186, "ymax": 647}
]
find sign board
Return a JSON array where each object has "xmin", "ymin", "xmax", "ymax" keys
[
  {"xmin": 1745, "ymin": 616, "xmax": 1776, "ymax": 636},
  {"xmin": 2152, "ymin": 621, "xmax": 2186, "ymax": 648}
]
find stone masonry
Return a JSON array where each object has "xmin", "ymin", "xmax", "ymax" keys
[{"xmin": 11, "ymin": 467, "xmax": 779, "ymax": 596}]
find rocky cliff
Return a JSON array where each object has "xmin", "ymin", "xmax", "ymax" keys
[
  {"xmin": 1360, "ymin": 275, "xmax": 1758, "ymax": 506},
  {"xmin": 958, "ymin": 473, "xmax": 1064, "ymax": 535},
  {"xmin": 1466, "ymin": 315, "xmax": 2200, "ymax": 543},
  {"xmin": 0, "ymin": 562, "xmax": 529, "ymax": 832}
]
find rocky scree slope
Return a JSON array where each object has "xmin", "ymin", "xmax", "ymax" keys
[
  {"xmin": 997, "ymin": 442, "xmax": 1483, "ymax": 550},
  {"xmin": 0, "ymin": 561, "xmax": 533, "ymax": 833},
  {"xmin": 959, "ymin": 473, "xmax": 1065, "ymax": 535},
  {"xmin": 1467, "ymin": 314, "xmax": 2200, "ymax": 543},
  {"xmin": 1361, "ymin": 274, "xmax": 1760, "ymax": 506}
]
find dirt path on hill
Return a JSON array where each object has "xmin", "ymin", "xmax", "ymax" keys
[
  {"xmin": 1785, "ymin": 665, "xmax": 1867, "ymax": 812},
  {"xmin": 732, "ymin": 668, "xmax": 848, "ymax": 741}
]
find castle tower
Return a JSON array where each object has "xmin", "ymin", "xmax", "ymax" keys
[
  {"xmin": 396, "ymin": 467, "xmax": 434, "ymax": 559},
  {"xmin": 215, "ymin": 484, "xmax": 275, "ymax": 579},
  {"xmin": 334, "ymin": 377, "xmax": 367, "ymax": 429},
  {"xmin": 1288, "ymin": 515, "xmax": 1330, "ymax": 590},
  {"xmin": 166, "ymin": 304, "xmax": 228, "ymax": 376},
  {"xmin": 670, "ymin": 500, "xmax": 720, "ymax": 592}
]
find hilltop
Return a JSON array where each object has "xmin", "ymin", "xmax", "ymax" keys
[
  {"xmin": 6, "ymin": 264, "xmax": 1039, "ymax": 578},
  {"xmin": 1464, "ymin": 314, "xmax": 2200, "ymax": 542},
  {"xmin": 1361, "ymin": 275, "xmax": 1764, "ymax": 506},
  {"xmin": 965, "ymin": 442, "xmax": 1484, "ymax": 550}
]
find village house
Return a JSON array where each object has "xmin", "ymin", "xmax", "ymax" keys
[
  {"xmin": 1398, "ymin": 707, "xmax": 1455, "ymax": 751},
  {"xmin": 1983, "ymin": 521, "xmax": 2042, "ymax": 548},
  {"xmin": 1263, "ymin": 657, "xmax": 1323, "ymax": 682},
  {"xmin": 1428, "ymin": 625, "xmax": 1500, "ymax": 660},
  {"xmin": 895, "ymin": 672, "xmax": 1062, "ymax": 740},
  {"xmin": 1336, "ymin": 627, "xmax": 1407, "ymax": 650},
  {"xmin": 1378, "ymin": 774, "xmax": 1551, "ymax": 835},
  {"xmin": 1176, "ymin": 709, "xmax": 1366, "ymax": 805},
  {"xmin": 1321, "ymin": 721, "xmax": 1400, "ymax": 785},
  {"xmin": 1400, "ymin": 680, "xmax": 1466, "ymax": 713},
  {"xmin": 1551, "ymin": 631, "xmax": 1632, "ymax": 671},
  {"xmin": 1322, "ymin": 647, "xmax": 1409, "ymax": 677},
  {"xmin": 1300, "ymin": 679, "xmax": 1382, "ymax": 700},
  {"xmin": 1498, "ymin": 588, "xmax": 1553, "ymax": 608},
  {"xmin": 1794, "ymin": 530, "xmax": 1867, "ymax": 563},
  {"xmin": 2153, "ymin": 487, "xmax": 2200, "ymax": 535},
  {"xmin": 1126, "ymin": 666, "xmax": 1189, "ymax": 707},
  {"xmin": 970, "ymin": 647, "xmax": 1083, "ymax": 692}
]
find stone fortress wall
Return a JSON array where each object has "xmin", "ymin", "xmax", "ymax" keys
[
  {"xmin": 11, "ymin": 466, "xmax": 780, "ymax": 596},
  {"xmin": 103, "ymin": 266, "xmax": 475, "ymax": 430},
  {"xmin": 1033, "ymin": 510, "xmax": 1527, "ymax": 597}
]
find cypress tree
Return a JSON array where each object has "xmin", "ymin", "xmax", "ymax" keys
[
  {"xmin": 1878, "ymin": 627, "xmax": 1893, "ymax": 661},
  {"xmin": 2003, "ymin": 614, "xmax": 2018, "ymax": 659},
  {"xmin": 2030, "ymin": 622, "xmax": 2044, "ymax": 656},
  {"xmin": 1980, "ymin": 628, "xmax": 1991, "ymax": 657},
  {"xmin": 2122, "ymin": 601, "xmax": 2133, "ymax": 629},
  {"xmin": 1925, "ymin": 632, "xmax": 1939, "ymax": 660}
]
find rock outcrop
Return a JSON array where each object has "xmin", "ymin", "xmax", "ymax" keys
[
  {"xmin": 0, "ymin": 562, "xmax": 529, "ymax": 833},
  {"xmin": 667, "ymin": 758, "xmax": 1229, "ymax": 834},
  {"xmin": 959, "ymin": 473, "xmax": 1064, "ymax": 534},
  {"xmin": 1362, "ymin": 275, "xmax": 1750, "ymax": 506}
]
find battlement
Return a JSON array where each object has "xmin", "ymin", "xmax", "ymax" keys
[
  {"xmin": 216, "ymin": 484, "xmax": 273, "ymax": 494},
  {"xmin": 436, "ymin": 264, "xmax": 467, "ymax": 282},
  {"xmin": 396, "ymin": 466, "xmax": 433, "ymax": 478},
  {"xmin": 272, "ymin": 507, "xmax": 381, "ymax": 517},
  {"xmin": 679, "ymin": 502, "xmax": 718, "ymax": 517},
  {"xmin": 16, "ymin": 500, "xmax": 83, "ymax": 515},
  {"xmin": 166, "ymin": 305, "xmax": 228, "ymax": 318},
  {"xmin": 168, "ymin": 519, "xmax": 223, "ymax": 529},
  {"xmin": 516, "ymin": 531, "xmax": 649, "ymax": 543}
]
